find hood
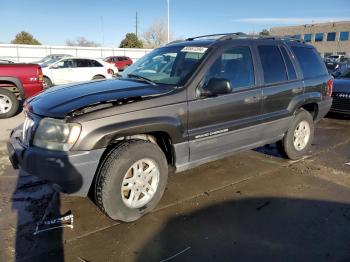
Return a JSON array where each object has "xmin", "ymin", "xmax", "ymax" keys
[
  {"xmin": 333, "ymin": 78, "xmax": 350, "ymax": 93},
  {"xmin": 27, "ymin": 79, "xmax": 175, "ymax": 118}
]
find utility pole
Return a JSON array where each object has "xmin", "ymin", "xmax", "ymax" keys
[
  {"xmin": 167, "ymin": 0, "xmax": 170, "ymax": 43},
  {"xmin": 100, "ymin": 16, "xmax": 105, "ymax": 46},
  {"xmin": 135, "ymin": 12, "xmax": 139, "ymax": 37}
]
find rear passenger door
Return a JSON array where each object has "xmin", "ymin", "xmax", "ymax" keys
[
  {"xmin": 74, "ymin": 59, "xmax": 104, "ymax": 81},
  {"xmin": 254, "ymin": 43, "xmax": 303, "ymax": 141},
  {"xmin": 188, "ymin": 45, "xmax": 262, "ymax": 162}
]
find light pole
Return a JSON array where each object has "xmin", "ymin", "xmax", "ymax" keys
[{"xmin": 167, "ymin": 0, "xmax": 170, "ymax": 43}]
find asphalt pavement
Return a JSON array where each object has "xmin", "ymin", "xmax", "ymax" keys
[{"xmin": 0, "ymin": 114, "xmax": 350, "ymax": 262}]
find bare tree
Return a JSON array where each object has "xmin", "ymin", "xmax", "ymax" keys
[
  {"xmin": 142, "ymin": 18, "xmax": 168, "ymax": 48},
  {"xmin": 66, "ymin": 37, "xmax": 100, "ymax": 47}
]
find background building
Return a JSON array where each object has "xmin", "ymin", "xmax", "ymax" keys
[{"xmin": 270, "ymin": 21, "xmax": 350, "ymax": 58}]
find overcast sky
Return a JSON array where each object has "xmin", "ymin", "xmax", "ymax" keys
[{"xmin": 1, "ymin": 0, "xmax": 349, "ymax": 46}]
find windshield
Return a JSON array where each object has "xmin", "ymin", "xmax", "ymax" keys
[
  {"xmin": 41, "ymin": 58, "xmax": 61, "ymax": 68},
  {"xmin": 121, "ymin": 46, "xmax": 208, "ymax": 85}
]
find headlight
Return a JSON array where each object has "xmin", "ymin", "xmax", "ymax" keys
[{"xmin": 33, "ymin": 118, "xmax": 81, "ymax": 151}]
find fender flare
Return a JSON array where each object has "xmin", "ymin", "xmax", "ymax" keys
[
  {"xmin": 0, "ymin": 76, "xmax": 25, "ymax": 99},
  {"xmin": 74, "ymin": 116, "xmax": 185, "ymax": 151},
  {"xmin": 287, "ymin": 92, "xmax": 322, "ymax": 114}
]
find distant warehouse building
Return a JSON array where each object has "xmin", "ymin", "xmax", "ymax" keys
[{"xmin": 270, "ymin": 21, "xmax": 350, "ymax": 58}]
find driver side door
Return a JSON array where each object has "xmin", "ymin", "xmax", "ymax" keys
[
  {"xmin": 188, "ymin": 45, "xmax": 263, "ymax": 163},
  {"xmin": 50, "ymin": 59, "xmax": 75, "ymax": 85}
]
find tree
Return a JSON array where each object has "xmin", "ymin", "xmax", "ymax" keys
[
  {"xmin": 259, "ymin": 29, "xmax": 270, "ymax": 36},
  {"xmin": 142, "ymin": 18, "xmax": 168, "ymax": 48},
  {"xmin": 11, "ymin": 31, "xmax": 41, "ymax": 45},
  {"xmin": 66, "ymin": 37, "xmax": 100, "ymax": 47},
  {"xmin": 119, "ymin": 33, "xmax": 143, "ymax": 48}
]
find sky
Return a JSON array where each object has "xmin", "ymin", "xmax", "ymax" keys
[{"xmin": 0, "ymin": 0, "xmax": 350, "ymax": 47}]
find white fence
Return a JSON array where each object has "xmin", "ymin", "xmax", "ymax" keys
[{"xmin": 0, "ymin": 44, "xmax": 153, "ymax": 63}]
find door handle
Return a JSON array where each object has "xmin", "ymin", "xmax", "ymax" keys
[{"xmin": 244, "ymin": 96, "xmax": 260, "ymax": 104}]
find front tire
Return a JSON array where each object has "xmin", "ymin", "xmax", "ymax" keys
[
  {"xmin": 95, "ymin": 140, "xmax": 168, "ymax": 222},
  {"xmin": 43, "ymin": 77, "xmax": 52, "ymax": 89},
  {"xmin": 0, "ymin": 89, "xmax": 19, "ymax": 119},
  {"xmin": 276, "ymin": 109, "xmax": 314, "ymax": 160}
]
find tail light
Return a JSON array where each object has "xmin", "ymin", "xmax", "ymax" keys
[
  {"xmin": 107, "ymin": 68, "xmax": 113, "ymax": 75},
  {"xmin": 37, "ymin": 66, "xmax": 44, "ymax": 82},
  {"xmin": 327, "ymin": 78, "xmax": 333, "ymax": 97}
]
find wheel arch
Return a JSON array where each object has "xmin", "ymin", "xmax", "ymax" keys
[{"xmin": 0, "ymin": 77, "xmax": 24, "ymax": 99}]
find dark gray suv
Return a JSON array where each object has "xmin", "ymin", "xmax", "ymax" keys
[{"xmin": 7, "ymin": 33, "xmax": 333, "ymax": 221}]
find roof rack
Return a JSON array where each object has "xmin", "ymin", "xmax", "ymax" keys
[
  {"xmin": 168, "ymin": 33, "xmax": 306, "ymax": 45},
  {"xmin": 186, "ymin": 32, "xmax": 246, "ymax": 41}
]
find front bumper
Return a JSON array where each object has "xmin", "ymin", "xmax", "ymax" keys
[{"xmin": 7, "ymin": 128, "xmax": 105, "ymax": 197}]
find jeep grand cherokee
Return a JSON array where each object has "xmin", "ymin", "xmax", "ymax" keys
[{"xmin": 7, "ymin": 33, "xmax": 333, "ymax": 221}]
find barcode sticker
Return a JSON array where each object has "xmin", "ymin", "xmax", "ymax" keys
[{"xmin": 181, "ymin": 47, "xmax": 208, "ymax": 53}]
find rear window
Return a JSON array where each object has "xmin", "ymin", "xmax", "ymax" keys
[
  {"xmin": 258, "ymin": 45, "xmax": 288, "ymax": 84},
  {"xmin": 291, "ymin": 46, "xmax": 328, "ymax": 78}
]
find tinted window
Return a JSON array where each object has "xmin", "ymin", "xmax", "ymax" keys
[
  {"xmin": 340, "ymin": 32, "xmax": 349, "ymax": 41},
  {"xmin": 90, "ymin": 60, "xmax": 103, "ymax": 67},
  {"xmin": 203, "ymin": 46, "xmax": 254, "ymax": 90},
  {"xmin": 293, "ymin": 35, "xmax": 301, "ymax": 39},
  {"xmin": 315, "ymin": 33, "xmax": 323, "ymax": 42},
  {"xmin": 258, "ymin": 45, "xmax": 287, "ymax": 84},
  {"xmin": 291, "ymin": 46, "xmax": 328, "ymax": 78},
  {"xmin": 327, "ymin": 32, "xmax": 336, "ymax": 41},
  {"xmin": 75, "ymin": 59, "xmax": 91, "ymax": 67},
  {"xmin": 304, "ymin": 34, "xmax": 312, "ymax": 42},
  {"xmin": 280, "ymin": 46, "xmax": 297, "ymax": 80}
]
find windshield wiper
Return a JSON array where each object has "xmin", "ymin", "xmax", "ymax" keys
[{"xmin": 127, "ymin": 74, "xmax": 157, "ymax": 85}]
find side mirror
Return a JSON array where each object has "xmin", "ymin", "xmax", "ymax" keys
[
  {"xmin": 50, "ymin": 64, "xmax": 59, "ymax": 69},
  {"xmin": 201, "ymin": 78, "xmax": 232, "ymax": 97}
]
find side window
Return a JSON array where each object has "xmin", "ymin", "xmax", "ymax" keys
[
  {"xmin": 291, "ymin": 46, "xmax": 328, "ymax": 79},
  {"xmin": 258, "ymin": 45, "xmax": 288, "ymax": 84},
  {"xmin": 76, "ymin": 59, "xmax": 91, "ymax": 67},
  {"xmin": 280, "ymin": 46, "xmax": 297, "ymax": 80},
  {"xmin": 203, "ymin": 46, "xmax": 255, "ymax": 90},
  {"xmin": 55, "ymin": 59, "xmax": 73, "ymax": 68},
  {"xmin": 90, "ymin": 60, "xmax": 103, "ymax": 67}
]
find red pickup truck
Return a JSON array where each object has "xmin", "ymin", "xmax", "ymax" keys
[{"xmin": 0, "ymin": 64, "xmax": 44, "ymax": 118}]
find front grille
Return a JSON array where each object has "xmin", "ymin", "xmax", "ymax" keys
[
  {"xmin": 331, "ymin": 93, "xmax": 350, "ymax": 112},
  {"xmin": 22, "ymin": 115, "xmax": 35, "ymax": 146}
]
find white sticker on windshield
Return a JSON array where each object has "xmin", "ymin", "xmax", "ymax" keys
[{"xmin": 181, "ymin": 46, "xmax": 208, "ymax": 53}]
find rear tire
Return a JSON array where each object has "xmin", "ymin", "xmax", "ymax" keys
[
  {"xmin": 0, "ymin": 89, "xmax": 19, "ymax": 119},
  {"xmin": 92, "ymin": 75, "xmax": 105, "ymax": 80},
  {"xmin": 276, "ymin": 109, "xmax": 314, "ymax": 160},
  {"xmin": 95, "ymin": 140, "xmax": 168, "ymax": 222}
]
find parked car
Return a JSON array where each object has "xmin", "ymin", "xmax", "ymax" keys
[
  {"xmin": 7, "ymin": 33, "xmax": 332, "ymax": 222},
  {"xmin": 0, "ymin": 63, "xmax": 44, "ymax": 118},
  {"xmin": 325, "ymin": 55, "xmax": 345, "ymax": 63},
  {"xmin": 34, "ymin": 54, "xmax": 72, "ymax": 65},
  {"xmin": 104, "ymin": 56, "xmax": 133, "ymax": 71},
  {"xmin": 330, "ymin": 68, "xmax": 350, "ymax": 115},
  {"xmin": 331, "ymin": 61, "xmax": 350, "ymax": 78},
  {"xmin": 42, "ymin": 57, "xmax": 118, "ymax": 88}
]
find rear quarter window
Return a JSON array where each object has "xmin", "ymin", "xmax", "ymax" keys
[{"xmin": 291, "ymin": 46, "xmax": 328, "ymax": 79}]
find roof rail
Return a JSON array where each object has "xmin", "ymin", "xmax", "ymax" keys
[
  {"xmin": 186, "ymin": 32, "xmax": 246, "ymax": 41},
  {"xmin": 169, "ymin": 33, "xmax": 306, "ymax": 45}
]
